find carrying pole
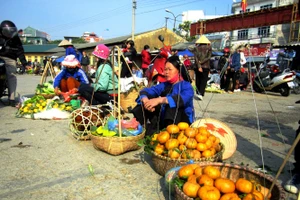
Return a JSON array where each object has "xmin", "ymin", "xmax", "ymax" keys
[
  {"xmin": 40, "ymin": 59, "xmax": 56, "ymax": 84},
  {"xmin": 267, "ymin": 130, "xmax": 300, "ymax": 198}
]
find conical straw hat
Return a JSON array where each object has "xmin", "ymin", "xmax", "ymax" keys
[
  {"xmin": 191, "ymin": 118, "xmax": 237, "ymax": 160},
  {"xmin": 195, "ymin": 35, "xmax": 211, "ymax": 44},
  {"xmin": 58, "ymin": 39, "xmax": 73, "ymax": 47}
]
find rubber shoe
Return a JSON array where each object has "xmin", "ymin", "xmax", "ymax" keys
[
  {"xmin": 284, "ymin": 174, "xmax": 300, "ymax": 194},
  {"xmin": 194, "ymin": 94, "xmax": 203, "ymax": 100},
  {"xmin": 9, "ymin": 100, "xmax": 18, "ymax": 108}
]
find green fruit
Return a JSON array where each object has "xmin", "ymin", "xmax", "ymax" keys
[
  {"xmin": 96, "ymin": 126, "xmax": 104, "ymax": 134},
  {"xmin": 103, "ymin": 130, "xmax": 117, "ymax": 137}
]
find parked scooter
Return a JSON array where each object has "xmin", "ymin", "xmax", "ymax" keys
[
  {"xmin": 292, "ymin": 70, "xmax": 300, "ymax": 94},
  {"xmin": 253, "ymin": 59, "xmax": 296, "ymax": 96},
  {"xmin": 0, "ymin": 58, "xmax": 8, "ymax": 98}
]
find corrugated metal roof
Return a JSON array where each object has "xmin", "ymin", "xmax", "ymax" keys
[
  {"xmin": 23, "ymin": 44, "xmax": 59, "ymax": 53},
  {"xmin": 172, "ymin": 42, "xmax": 194, "ymax": 50},
  {"xmin": 76, "ymin": 28, "xmax": 168, "ymax": 49},
  {"xmin": 44, "ymin": 47, "xmax": 64, "ymax": 53},
  {"xmin": 27, "ymin": 27, "xmax": 182, "ymax": 55},
  {"xmin": 273, "ymin": 42, "xmax": 300, "ymax": 48}
]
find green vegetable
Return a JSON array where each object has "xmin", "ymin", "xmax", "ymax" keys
[{"xmin": 88, "ymin": 164, "xmax": 94, "ymax": 176}]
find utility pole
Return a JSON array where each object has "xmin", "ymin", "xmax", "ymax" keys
[
  {"xmin": 165, "ymin": 17, "xmax": 169, "ymax": 29},
  {"xmin": 132, "ymin": 0, "xmax": 136, "ymax": 41}
]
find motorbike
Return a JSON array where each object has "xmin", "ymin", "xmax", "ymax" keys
[
  {"xmin": 146, "ymin": 35, "xmax": 171, "ymax": 86},
  {"xmin": 292, "ymin": 70, "xmax": 300, "ymax": 94},
  {"xmin": 253, "ymin": 60, "xmax": 296, "ymax": 96},
  {"xmin": 0, "ymin": 58, "xmax": 8, "ymax": 98},
  {"xmin": 16, "ymin": 63, "xmax": 25, "ymax": 74}
]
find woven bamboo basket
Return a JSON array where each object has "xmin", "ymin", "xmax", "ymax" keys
[
  {"xmin": 151, "ymin": 143, "xmax": 224, "ymax": 176},
  {"xmin": 174, "ymin": 162, "xmax": 286, "ymax": 200},
  {"xmin": 120, "ymin": 89, "xmax": 139, "ymax": 113},
  {"xmin": 87, "ymin": 46, "xmax": 146, "ymax": 155},
  {"xmin": 37, "ymin": 93, "xmax": 56, "ymax": 99},
  {"xmin": 69, "ymin": 106, "xmax": 108, "ymax": 140},
  {"xmin": 90, "ymin": 130, "xmax": 145, "ymax": 155}
]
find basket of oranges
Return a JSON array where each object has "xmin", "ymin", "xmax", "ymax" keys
[
  {"xmin": 144, "ymin": 122, "xmax": 225, "ymax": 176},
  {"xmin": 173, "ymin": 162, "xmax": 285, "ymax": 200}
]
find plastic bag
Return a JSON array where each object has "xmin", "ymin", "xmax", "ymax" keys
[
  {"xmin": 32, "ymin": 108, "xmax": 70, "ymax": 120},
  {"xmin": 60, "ymin": 88, "xmax": 79, "ymax": 102},
  {"xmin": 121, "ymin": 118, "xmax": 139, "ymax": 129}
]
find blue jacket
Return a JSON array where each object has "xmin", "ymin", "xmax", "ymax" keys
[
  {"xmin": 137, "ymin": 81, "xmax": 194, "ymax": 123},
  {"xmin": 231, "ymin": 52, "xmax": 241, "ymax": 71},
  {"xmin": 65, "ymin": 46, "xmax": 82, "ymax": 62},
  {"xmin": 53, "ymin": 68, "xmax": 89, "ymax": 88}
]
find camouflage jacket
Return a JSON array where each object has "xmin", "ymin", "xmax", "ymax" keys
[{"xmin": 189, "ymin": 44, "xmax": 212, "ymax": 69}]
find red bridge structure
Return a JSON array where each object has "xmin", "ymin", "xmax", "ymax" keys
[{"xmin": 190, "ymin": 3, "xmax": 300, "ymax": 43}]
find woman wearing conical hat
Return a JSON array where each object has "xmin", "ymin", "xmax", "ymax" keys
[
  {"xmin": 188, "ymin": 35, "xmax": 212, "ymax": 100},
  {"xmin": 58, "ymin": 39, "xmax": 82, "ymax": 62}
]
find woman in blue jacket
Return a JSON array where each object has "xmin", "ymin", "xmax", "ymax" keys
[
  {"xmin": 53, "ymin": 55, "xmax": 89, "ymax": 95},
  {"xmin": 132, "ymin": 55, "xmax": 194, "ymax": 136}
]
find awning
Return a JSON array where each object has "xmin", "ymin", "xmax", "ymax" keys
[{"xmin": 177, "ymin": 49, "xmax": 194, "ymax": 57}]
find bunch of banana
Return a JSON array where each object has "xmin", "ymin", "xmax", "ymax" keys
[
  {"xmin": 17, "ymin": 95, "xmax": 48, "ymax": 116},
  {"xmin": 17, "ymin": 95, "xmax": 73, "ymax": 117},
  {"xmin": 51, "ymin": 101, "xmax": 73, "ymax": 111}
]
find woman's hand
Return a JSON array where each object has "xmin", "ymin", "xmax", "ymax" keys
[
  {"xmin": 143, "ymin": 97, "xmax": 166, "ymax": 112},
  {"xmin": 72, "ymin": 88, "xmax": 78, "ymax": 93},
  {"xmin": 54, "ymin": 87, "xmax": 61, "ymax": 95}
]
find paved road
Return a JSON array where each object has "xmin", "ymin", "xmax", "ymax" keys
[{"xmin": 0, "ymin": 74, "xmax": 299, "ymax": 200}]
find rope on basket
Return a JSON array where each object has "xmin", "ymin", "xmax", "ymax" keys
[
  {"xmin": 118, "ymin": 51, "xmax": 147, "ymax": 127},
  {"xmin": 244, "ymin": 47, "xmax": 296, "ymax": 198}
]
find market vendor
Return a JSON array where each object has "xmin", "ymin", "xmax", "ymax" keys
[
  {"xmin": 132, "ymin": 55, "xmax": 194, "ymax": 136},
  {"xmin": 78, "ymin": 44, "xmax": 118, "ymax": 105},
  {"xmin": 53, "ymin": 55, "xmax": 89, "ymax": 95}
]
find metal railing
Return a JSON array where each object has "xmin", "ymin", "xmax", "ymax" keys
[{"xmin": 231, "ymin": 32, "xmax": 277, "ymax": 41}]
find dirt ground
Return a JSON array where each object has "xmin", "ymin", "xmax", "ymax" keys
[{"xmin": 0, "ymin": 74, "xmax": 299, "ymax": 200}]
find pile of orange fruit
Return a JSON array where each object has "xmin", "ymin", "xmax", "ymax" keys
[
  {"xmin": 178, "ymin": 164, "xmax": 271, "ymax": 200},
  {"xmin": 151, "ymin": 122, "xmax": 222, "ymax": 159}
]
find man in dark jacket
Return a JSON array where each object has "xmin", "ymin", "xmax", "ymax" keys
[
  {"xmin": 0, "ymin": 20, "xmax": 27, "ymax": 106},
  {"xmin": 218, "ymin": 47, "xmax": 230, "ymax": 89},
  {"xmin": 189, "ymin": 35, "xmax": 212, "ymax": 100},
  {"xmin": 80, "ymin": 51, "xmax": 90, "ymax": 75},
  {"xmin": 224, "ymin": 46, "xmax": 242, "ymax": 93}
]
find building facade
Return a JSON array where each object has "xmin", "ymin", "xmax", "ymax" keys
[
  {"xmin": 182, "ymin": 10, "xmax": 226, "ymax": 50},
  {"xmin": 81, "ymin": 32, "xmax": 103, "ymax": 43},
  {"xmin": 21, "ymin": 26, "xmax": 50, "ymax": 45},
  {"xmin": 230, "ymin": 0, "xmax": 294, "ymax": 56}
]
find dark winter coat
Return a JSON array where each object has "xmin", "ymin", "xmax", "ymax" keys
[
  {"xmin": 81, "ymin": 55, "xmax": 90, "ymax": 66},
  {"xmin": 0, "ymin": 33, "xmax": 27, "ymax": 66}
]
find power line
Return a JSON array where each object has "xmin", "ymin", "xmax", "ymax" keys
[
  {"xmin": 44, "ymin": 3, "xmax": 131, "ymax": 33},
  {"xmin": 43, "ymin": 0, "xmax": 202, "ymax": 38},
  {"xmin": 137, "ymin": 0, "xmax": 201, "ymax": 15},
  {"xmin": 138, "ymin": 0, "xmax": 188, "ymax": 7}
]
